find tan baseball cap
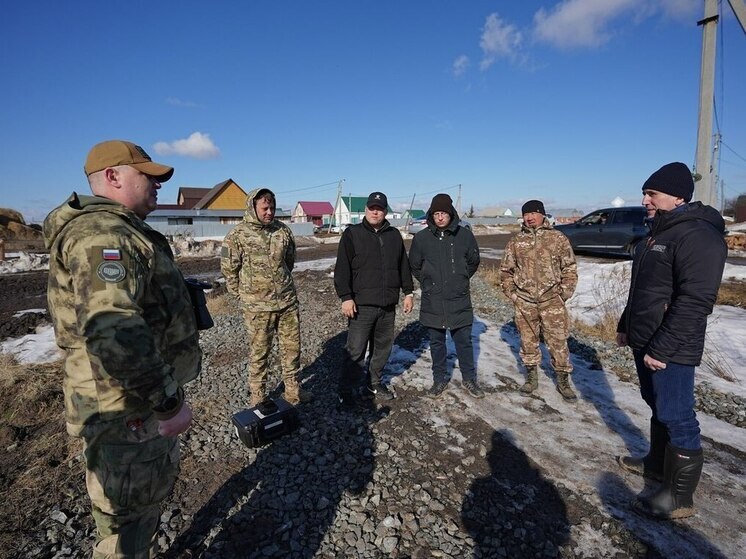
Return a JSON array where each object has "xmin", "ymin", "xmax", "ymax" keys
[{"xmin": 84, "ymin": 140, "xmax": 174, "ymax": 182}]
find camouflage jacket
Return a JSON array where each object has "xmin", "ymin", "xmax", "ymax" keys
[
  {"xmin": 43, "ymin": 193, "xmax": 201, "ymax": 435},
  {"xmin": 500, "ymin": 220, "xmax": 577, "ymax": 303},
  {"xmin": 221, "ymin": 188, "xmax": 297, "ymax": 312}
]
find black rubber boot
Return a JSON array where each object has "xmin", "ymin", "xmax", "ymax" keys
[
  {"xmin": 617, "ymin": 419, "xmax": 669, "ymax": 482},
  {"xmin": 634, "ymin": 443, "xmax": 703, "ymax": 520}
]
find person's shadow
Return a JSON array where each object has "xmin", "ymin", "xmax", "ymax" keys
[
  {"xmin": 565, "ymin": 335, "xmax": 647, "ymax": 457},
  {"xmin": 499, "ymin": 320, "xmax": 647, "ymax": 456},
  {"xmin": 165, "ymin": 332, "xmax": 381, "ymax": 558},
  {"xmin": 461, "ymin": 429, "xmax": 570, "ymax": 558},
  {"xmin": 384, "ymin": 319, "xmax": 489, "ymax": 389}
]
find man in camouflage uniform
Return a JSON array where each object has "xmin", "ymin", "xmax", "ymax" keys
[
  {"xmin": 43, "ymin": 140, "xmax": 202, "ymax": 558},
  {"xmin": 500, "ymin": 199, "xmax": 578, "ymax": 400},
  {"xmin": 221, "ymin": 188, "xmax": 311, "ymax": 406}
]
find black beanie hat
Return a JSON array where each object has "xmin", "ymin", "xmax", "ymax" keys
[
  {"xmin": 521, "ymin": 199, "xmax": 545, "ymax": 215},
  {"xmin": 429, "ymin": 193, "xmax": 454, "ymax": 214},
  {"xmin": 642, "ymin": 162, "xmax": 694, "ymax": 202}
]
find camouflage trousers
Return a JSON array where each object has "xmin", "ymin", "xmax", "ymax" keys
[
  {"xmin": 513, "ymin": 295, "xmax": 573, "ymax": 374},
  {"xmin": 81, "ymin": 411, "xmax": 179, "ymax": 559},
  {"xmin": 243, "ymin": 303, "xmax": 301, "ymax": 394}
]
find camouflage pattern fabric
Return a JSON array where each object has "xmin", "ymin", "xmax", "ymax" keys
[
  {"xmin": 500, "ymin": 221, "xmax": 577, "ymax": 303},
  {"xmin": 222, "ymin": 188, "xmax": 302, "ymax": 400},
  {"xmin": 513, "ymin": 296, "xmax": 573, "ymax": 373},
  {"xmin": 221, "ymin": 188, "xmax": 297, "ymax": 312},
  {"xmin": 43, "ymin": 192, "xmax": 201, "ymax": 558},
  {"xmin": 501, "ymin": 219, "xmax": 577, "ymax": 373},
  {"xmin": 83, "ymin": 414, "xmax": 179, "ymax": 559},
  {"xmin": 43, "ymin": 192, "xmax": 201, "ymax": 432},
  {"xmin": 243, "ymin": 304, "xmax": 301, "ymax": 397}
]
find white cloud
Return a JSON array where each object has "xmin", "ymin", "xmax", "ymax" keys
[
  {"xmin": 166, "ymin": 97, "xmax": 200, "ymax": 108},
  {"xmin": 452, "ymin": 54, "xmax": 470, "ymax": 77},
  {"xmin": 532, "ymin": 0, "xmax": 638, "ymax": 49},
  {"xmin": 479, "ymin": 13, "xmax": 524, "ymax": 70},
  {"xmin": 531, "ymin": 0, "xmax": 697, "ymax": 50},
  {"xmin": 153, "ymin": 132, "xmax": 220, "ymax": 160},
  {"xmin": 658, "ymin": 0, "xmax": 699, "ymax": 21}
]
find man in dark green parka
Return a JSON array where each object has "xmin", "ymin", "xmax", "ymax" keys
[{"xmin": 409, "ymin": 193, "xmax": 482, "ymax": 398}]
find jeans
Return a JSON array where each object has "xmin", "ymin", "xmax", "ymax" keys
[
  {"xmin": 633, "ymin": 350, "xmax": 700, "ymax": 450},
  {"xmin": 340, "ymin": 305, "xmax": 395, "ymax": 395},
  {"xmin": 428, "ymin": 324, "xmax": 476, "ymax": 384}
]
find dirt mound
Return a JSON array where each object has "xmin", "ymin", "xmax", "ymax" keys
[{"xmin": 0, "ymin": 208, "xmax": 43, "ymax": 241}]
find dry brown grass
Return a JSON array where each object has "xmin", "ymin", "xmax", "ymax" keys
[
  {"xmin": 479, "ymin": 263, "xmax": 502, "ymax": 293},
  {"xmin": 206, "ymin": 290, "xmax": 236, "ymax": 317},
  {"xmin": 717, "ymin": 280, "xmax": 746, "ymax": 308},
  {"xmin": 0, "ymin": 353, "xmax": 86, "ymax": 556}
]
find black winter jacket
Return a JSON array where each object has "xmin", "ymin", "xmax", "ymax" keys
[
  {"xmin": 334, "ymin": 219, "xmax": 413, "ymax": 307},
  {"xmin": 409, "ymin": 213, "xmax": 480, "ymax": 329},
  {"xmin": 617, "ymin": 202, "xmax": 727, "ymax": 365}
]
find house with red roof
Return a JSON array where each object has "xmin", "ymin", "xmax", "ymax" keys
[{"xmin": 293, "ymin": 201, "xmax": 334, "ymax": 226}]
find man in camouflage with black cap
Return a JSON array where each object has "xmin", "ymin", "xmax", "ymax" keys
[
  {"xmin": 221, "ymin": 187, "xmax": 312, "ymax": 407},
  {"xmin": 43, "ymin": 140, "xmax": 202, "ymax": 558},
  {"xmin": 500, "ymin": 199, "xmax": 578, "ymax": 400}
]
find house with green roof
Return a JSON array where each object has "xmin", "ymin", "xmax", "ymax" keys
[{"xmin": 402, "ymin": 209, "xmax": 426, "ymax": 220}]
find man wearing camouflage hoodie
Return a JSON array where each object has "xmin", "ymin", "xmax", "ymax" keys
[
  {"xmin": 500, "ymin": 200, "xmax": 578, "ymax": 400},
  {"xmin": 221, "ymin": 188, "xmax": 311, "ymax": 406},
  {"xmin": 44, "ymin": 140, "xmax": 202, "ymax": 558}
]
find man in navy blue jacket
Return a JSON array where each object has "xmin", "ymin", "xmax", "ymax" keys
[
  {"xmin": 616, "ymin": 162, "xmax": 727, "ymax": 520},
  {"xmin": 334, "ymin": 192, "xmax": 414, "ymax": 408}
]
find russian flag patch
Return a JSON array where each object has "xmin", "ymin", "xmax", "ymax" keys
[{"xmin": 102, "ymin": 249, "xmax": 122, "ymax": 261}]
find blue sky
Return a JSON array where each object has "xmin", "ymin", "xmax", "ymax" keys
[{"xmin": 1, "ymin": 1, "xmax": 745, "ymax": 222}]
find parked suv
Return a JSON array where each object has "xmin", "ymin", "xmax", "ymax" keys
[{"xmin": 554, "ymin": 206, "xmax": 648, "ymax": 257}]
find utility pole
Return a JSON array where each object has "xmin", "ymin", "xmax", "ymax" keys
[
  {"xmin": 694, "ymin": 0, "xmax": 718, "ymax": 207},
  {"xmin": 694, "ymin": 0, "xmax": 746, "ymax": 207},
  {"xmin": 328, "ymin": 178, "xmax": 344, "ymax": 233},
  {"xmin": 455, "ymin": 184, "xmax": 462, "ymax": 214}
]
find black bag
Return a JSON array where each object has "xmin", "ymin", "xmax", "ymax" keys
[
  {"xmin": 184, "ymin": 278, "xmax": 214, "ymax": 330},
  {"xmin": 232, "ymin": 397, "xmax": 299, "ymax": 448}
]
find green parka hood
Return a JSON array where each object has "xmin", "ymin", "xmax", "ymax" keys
[{"xmin": 43, "ymin": 192, "xmax": 141, "ymax": 250}]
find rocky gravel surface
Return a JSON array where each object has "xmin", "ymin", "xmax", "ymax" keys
[{"xmin": 5, "ymin": 251, "xmax": 745, "ymax": 558}]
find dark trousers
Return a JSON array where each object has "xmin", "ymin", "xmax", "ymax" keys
[
  {"xmin": 340, "ymin": 305, "xmax": 395, "ymax": 395},
  {"xmin": 633, "ymin": 350, "xmax": 700, "ymax": 450},
  {"xmin": 428, "ymin": 324, "xmax": 476, "ymax": 384}
]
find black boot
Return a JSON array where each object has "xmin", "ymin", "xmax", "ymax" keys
[
  {"xmin": 634, "ymin": 443, "xmax": 703, "ymax": 520},
  {"xmin": 617, "ymin": 419, "xmax": 669, "ymax": 481}
]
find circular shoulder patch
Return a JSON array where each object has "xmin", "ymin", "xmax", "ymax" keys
[{"xmin": 97, "ymin": 261, "xmax": 127, "ymax": 283}]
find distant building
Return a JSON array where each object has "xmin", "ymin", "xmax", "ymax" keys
[
  {"xmin": 293, "ymin": 201, "xmax": 334, "ymax": 226},
  {"xmin": 549, "ymin": 208, "xmax": 585, "ymax": 224},
  {"xmin": 402, "ymin": 209, "xmax": 426, "ymax": 220},
  {"xmin": 478, "ymin": 206, "xmax": 515, "ymax": 218},
  {"xmin": 148, "ymin": 179, "xmax": 251, "ymax": 235}
]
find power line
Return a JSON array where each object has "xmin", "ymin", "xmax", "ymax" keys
[
  {"xmin": 721, "ymin": 141, "xmax": 746, "ymax": 164},
  {"xmin": 274, "ymin": 180, "xmax": 342, "ymax": 195}
]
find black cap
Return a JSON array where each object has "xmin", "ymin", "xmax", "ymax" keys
[
  {"xmin": 366, "ymin": 191, "xmax": 388, "ymax": 210},
  {"xmin": 642, "ymin": 162, "xmax": 694, "ymax": 202},
  {"xmin": 521, "ymin": 200, "xmax": 545, "ymax": 215}
]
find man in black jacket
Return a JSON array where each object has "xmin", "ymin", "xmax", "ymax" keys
[
  {"xmin": 616, "ymin": 162, "xmax": 727, "ymax": 520},
  {"xmin": 334, "ymin": 192, "xmax": 414, "ymax": 408},
  {"xmin": 409, "ymin": 193, "xmax": 482, "ymax": 399}
]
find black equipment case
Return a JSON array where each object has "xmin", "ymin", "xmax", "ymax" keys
[{"xmin": 232, "ymin": 397, "xmax": 299, "ymax": 448}]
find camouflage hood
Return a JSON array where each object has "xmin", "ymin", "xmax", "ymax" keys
[
  {"xmin": 242, "ymin": 187, "xmax": 280, "ymax": 229},
  {"xmin": 43, "ymin": 192, "xmax": 141, "ymax": 249}
]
